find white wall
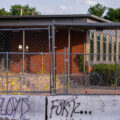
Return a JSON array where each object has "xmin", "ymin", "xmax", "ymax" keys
[{"xmin": 48, "ymin": 96, "xmax": 120, "ymax": 120}]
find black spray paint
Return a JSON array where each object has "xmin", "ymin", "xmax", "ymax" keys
[{"xmin": 50, "ymin": 99, "xmax": 92, "ymax": 119}]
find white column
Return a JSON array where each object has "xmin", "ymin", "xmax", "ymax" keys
[
  {"xmin": 100, "ymin": 33, "xmax": 103, "ymax": 62},
  {"xmin": 111, "ymin": 36, "xmax": 114, "ymax": 63},
  {"xmin": 93, "ymin": 32, "xmax": 97, "ymax": 63},
  {"xmin": 116, "ymin": 30, "xmax": 119, "ymax": 62},
  {"xmin": 86, "ymin": 31, "xmax": 90, "ymax": 63},
  {"xmin": 106, "ymin": 34, "xmax": 109, "ymax": 63}
]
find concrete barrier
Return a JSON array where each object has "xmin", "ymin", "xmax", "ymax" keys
[
  {"xmin": 48, "ymin": 96, "xmax": 120, "ymax": 120},
  {"xmin": 1, "ymin": 95, "xmax": 120, "ymax": 120},
  {"xmin": 0, "ymin": 95, "xmax": 46, "ymax": 120}
]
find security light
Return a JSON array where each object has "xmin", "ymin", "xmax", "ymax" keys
[
  {"xmin": 18, "ymin": 45, "xmax": 22, "ymax": 50},
  {"xmin": 26, "ymin": 45, "xmax": 29, "ymax": 50}
]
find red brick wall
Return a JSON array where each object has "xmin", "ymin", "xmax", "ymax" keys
[
  {"xmin": 55, "ymin": 30, "xmax": 85, "ymax": 74},
  {"xmin": 55, "ymin": 30, "xmax": 68, "ymax": 74},
  {"xmin": 10, "ymin": 31, "xmax": 50, "ymax": 73},
  {"xmin": 70, "ymin": 30, "xmax": 85, "ymax": 74},
  {"xmin": 10, "ymin": 30, "xmax": 86, "ymax": 74}
]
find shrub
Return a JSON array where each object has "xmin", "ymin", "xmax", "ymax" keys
[
  {"xmin": 92, "ymin": 64, "xmax": 120, "ymax": 86},
  {"xmin": 77, "ymin": 55, "xmax": 88, "ymax": 73}
]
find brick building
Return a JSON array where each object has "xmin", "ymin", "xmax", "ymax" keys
[{"xmin": 0, "ymin": 14, "xmax": 118, "ymax": 75}]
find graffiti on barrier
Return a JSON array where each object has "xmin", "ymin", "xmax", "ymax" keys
[
  {"xmin": 49, "ymin": 98, "xmax": 92, "ymax": 120},
  {"xmin": 0, "ymin": 96, "xmax": 30, "ymax": 118}
]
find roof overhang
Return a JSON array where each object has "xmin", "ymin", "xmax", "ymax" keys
[
  {"xmin": 0, "ymin": 14, "xmax": 111, "ymax": 23},
  {"xmin": 0, "ymin": 23, "xmax": 119, "ymax": 30},
  {"xmin": 55, "ymin": 23, "xmax": 120, "ymax": 30}
]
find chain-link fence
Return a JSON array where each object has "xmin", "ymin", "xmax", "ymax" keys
[
  {"xmin": 0, "ymin": 26, "xmax": 120, "ymax": 95},
  {"xmin": 0, "ymin": 27, "xmax": 52, "ymax": 95},
  {"xmin": 55, "ymin": 28, "xmax": 120, "ymax": 95}
]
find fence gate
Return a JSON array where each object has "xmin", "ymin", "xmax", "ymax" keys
[{"xmin": 0, "ymin": 27, "xmax": 52, "ymax": 94}]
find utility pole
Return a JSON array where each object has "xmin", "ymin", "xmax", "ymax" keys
[
  {"xmin": 16, "ymin": 8, "xmax": 25, "ymax": 15},
  {"xmin": 20, "ymin": 8, "xmax": 23, "ymax": 15}
]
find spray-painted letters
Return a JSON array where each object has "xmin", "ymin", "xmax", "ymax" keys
[
  {"xmin": 0, "ymin": 96, "xmax": 30, "ymax": 118},
  {"xmin": 0, "ymin": 95, "xmax": 46, "ymax": 120},
  {"xmin": 48, "ymin": 96, "xmax": 92, "ymax": 120}
]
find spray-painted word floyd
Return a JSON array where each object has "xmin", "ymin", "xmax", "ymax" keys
[
  {"xmin": 0, "ymin": 95, "xmax": 46, "ymax": 120},
  {"xmin": 0, "ymin": 96, "xmax": 30, "ymax": 118}
]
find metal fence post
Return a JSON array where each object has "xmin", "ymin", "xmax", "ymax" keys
[
  {"xmin": 19, "ymin": 64, "xmax": 22, "ymax": 94},
  {"xmin": 2, "ymin": 58, "xmax": 4, "ymax": 90},
  {"xmin": 83, "ymin": 31, "xmax": 86, "ymax": 85},
  {"xmin": 48, "ymin": 26, "xmax": 52, "ymax": 94},
  {"xmin": 66, "ymin": 48, "xmax": 69, "ymax": 94},
  {"xmin": 64, "ymin": 48, "xmax": 67, "ymax": 94},
  {"xmin": 52, "ymin": 25, "xmax": 55, "ymax": 94},
  {"xmin": 115, "ymin": 61, "xmax": 117, "ymax": 89},
  {"xmin": 6, "ymin": 52, "xmax": 8, "ymax": 94},
  {"xmin": 115, "ymin": 29, "xmax": 118, "ymax": 89},
  {"xmin": 67, "ymin": 29, "xmax": 71, "ymax": 92},
  {"xmin": 22, "ymin": 30, "xmax": 25, "ymax": 75}
]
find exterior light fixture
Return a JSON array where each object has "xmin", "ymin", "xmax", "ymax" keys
[
  {"xmin": 18, "ymin": 45, "xmax": 22, "ymax": 50},
  {"xmin": 26, "ymin": 45, "xmax": 29, "ymax": 50}
]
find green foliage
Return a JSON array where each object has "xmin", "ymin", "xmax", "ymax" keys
[
  {"xmin": 93, "ymin": 64, "xmax": 120, "ymax": 86},
  {"xmin": 0, "ymin": 8, "xmax": 11, "ymax": 16},
  {"xmin": 88, "ymin": 3, "xmax": 120, "ymax": 22},
  {"xmin": 77, "ymin": 55, "xmax": 88, "ymax": 73},
  {"xmin": 10, "ymin": 4, "xmax": 39, "ymax": 15},
  {"xmin": 104, "ymin": 8, "xmax": 120, "ymax": 22},
  {"xmin": 0, "ymin": 4, "xmax": 40, "ymax": 16},
  {"xmin": 88, "ymin": 3, "xmax": 107, "ymax": 17}
]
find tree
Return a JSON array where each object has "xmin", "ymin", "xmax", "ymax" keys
[
  {"xmin": 104, "ymin": 8, "xmax": 120, "ymax": 22},
  {"xmin": 0, "ymin": 8, "xmax": 11, "ymax": 16},
  {"xmin": 88, "ymin": 3, "xmax": 107, "ymax": 17},
  {"xmin": 10, "ymin": 4, "xmax": 40, "ymax": 15},
  {"xmin": 0, "ymin": 4, "xmax": 40, "ymax": 16}
]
